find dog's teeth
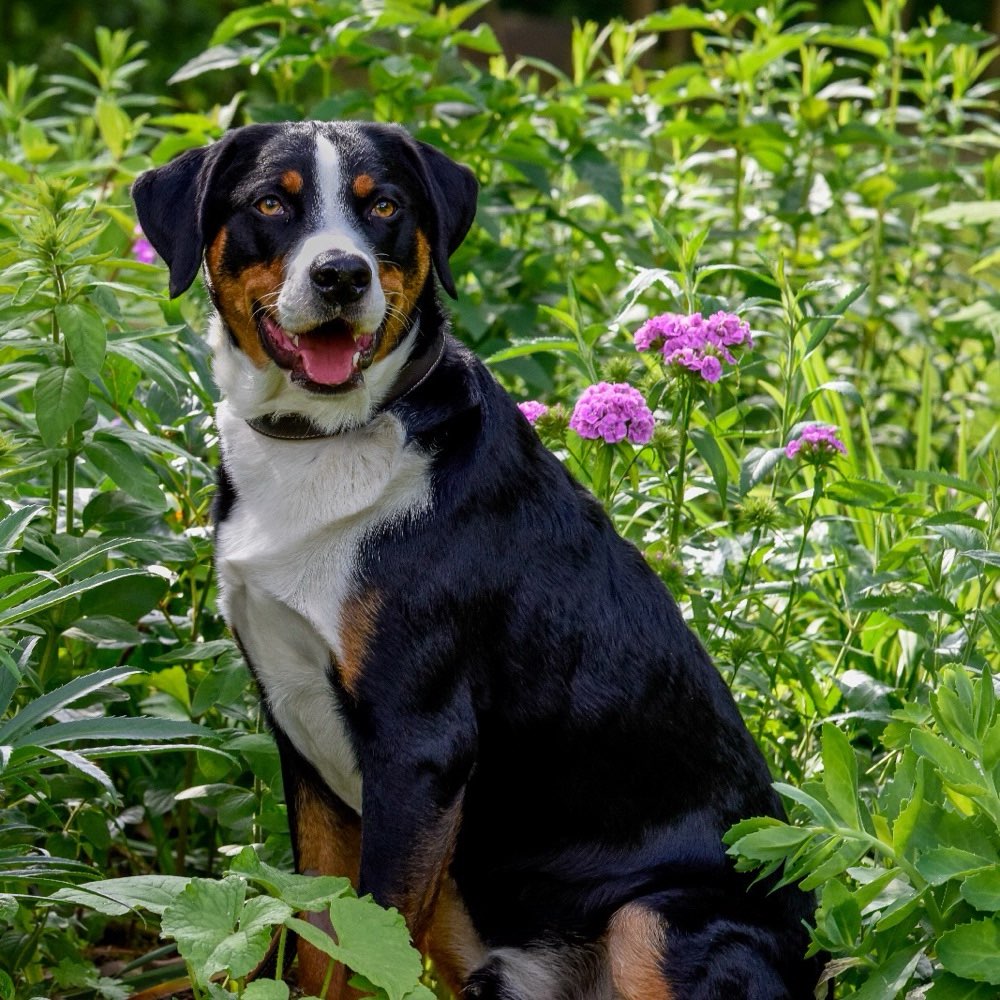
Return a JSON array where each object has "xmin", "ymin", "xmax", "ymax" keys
[
  {"xmin": 289, "ymin": 333, "xmax": 299, "ymax": 347},
  {"xmin": 352, "ymin": 351, "xmax": 361, "ymax": 368}
]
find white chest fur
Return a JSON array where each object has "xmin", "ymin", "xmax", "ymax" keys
[{"xmin": 214, "ymin": 402, "xmax": 432, "ymax": 813}]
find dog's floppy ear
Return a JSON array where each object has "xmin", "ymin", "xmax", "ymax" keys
[
  {"xmin": 410, "ymin": 139, "xmax": 478, "ymax": 300},
  {"xmin": 132, "ymin": 144, "xmax": 218, "ymax": 299}
]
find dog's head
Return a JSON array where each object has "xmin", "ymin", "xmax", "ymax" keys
[{"xmin": 133, "ymin": 121, "xmax": 477, "ymax": 421}]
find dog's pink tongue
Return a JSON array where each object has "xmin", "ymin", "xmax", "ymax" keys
[{"xmin": 297, "ymin": 329, "xmax": 356, "ymax": 385}]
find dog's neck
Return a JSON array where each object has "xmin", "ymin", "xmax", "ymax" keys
[{"xmin": 245, "ymin": 327, "xmax": 446, "ymax": 440}]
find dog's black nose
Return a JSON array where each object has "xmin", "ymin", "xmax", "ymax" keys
[{"xmin": 309, "ymin": 252, "xmax": 372, "ymax": 305}]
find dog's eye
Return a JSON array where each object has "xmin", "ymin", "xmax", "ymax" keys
[
  {"xmin": 256, "ymin": 196, "xmax": 286, "ymax": 217},
  {"xmin": 371, "ymin": 198, "xmax": 398, "ymax": 220}
]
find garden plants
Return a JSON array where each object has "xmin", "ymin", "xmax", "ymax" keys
[{"xmin": 0, "ymin": 0, "xmax": 997, "ymax": 995}]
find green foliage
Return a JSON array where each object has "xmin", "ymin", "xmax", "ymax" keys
[{"xmin": 0, "ymin": 0, "xmax": 997, "ymax": 995}]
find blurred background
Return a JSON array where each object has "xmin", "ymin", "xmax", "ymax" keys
[{"xmin": 3, "ymin": 0, "xmax": 998, "ymax": 104}]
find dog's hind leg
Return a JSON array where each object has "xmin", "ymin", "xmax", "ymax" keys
[{"xmin": 606, "ymin": 902, "xmax": 675, "ymax": 999}]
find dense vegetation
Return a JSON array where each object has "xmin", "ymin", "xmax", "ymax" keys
[{"xmin": 0, "ymin": 0, "xmax": 998, "ymax": 996}]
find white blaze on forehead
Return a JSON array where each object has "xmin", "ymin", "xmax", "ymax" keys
[
  {"xmin": 315, "ymin": 133, "xmax": 344, "ymax": 230},
  {"xmin": 276, "ymin": 131, "xmax": 386, "ymax": 334}
]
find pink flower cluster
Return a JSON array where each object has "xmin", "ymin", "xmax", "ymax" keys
[
  {"xmin": 634, "ymin": 311, "xmax": 752, "ymax": 383},
  {"xmin": 569, "ymin": 382, "xmax": 654, "ymax": 445},
  {"xmin": 785, "ymin": 424, "xmax": 847, "ymax": 460},
  {"xmin": 133, "ymin": 225, "xmax": 156, "ymax": 265},
  {"xmin": 517, "ymin": 400, "xmax": 549, "ymax": 424}
]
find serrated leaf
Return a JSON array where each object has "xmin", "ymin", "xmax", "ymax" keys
[
  {"xmin": 938, "ymin": 919, "xmax": 1000, "ymax": 983},
  {"xmin": 228, "ymin": 847, "xmax": 350, "ymax": 911},
  {"xmin": 960, "ymin": 868, "xmax": 1000, "ymax": 912},
  {"xmin": 34, "ymin": 366, "xmax": 90, "ymax": 447},
  {"xmin": 56, "ymin": 303, "xmax": 107, "ymax": 379}
]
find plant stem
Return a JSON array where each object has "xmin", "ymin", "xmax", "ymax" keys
[{"xmin": 669, "ymin": 385, "xmax": 693, "ymax": 549}]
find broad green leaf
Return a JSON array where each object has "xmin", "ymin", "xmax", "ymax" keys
[
  {"xmin": 484, "ymin": 337, "xmax": 578, "ymax": 364},
  {"xmin": 892, "ymin": 758, "xmax": 926, "ymax": 854},
  {"xmin": 727, "ymin": 822, "xmax": 812, "ymax": 861},
  {"xmin": 161, "ymin": 877, "xmax": 245, "ymax": 978},
  {"xmin": 911, "ymin": 730, "xmax": 985, "ymax": 793},
  {"xmin": 938, "ymin": 919, "xmax": 1000, "ymax": 984},
  {"xmin": 960, "ymin": 868, "xmax": 1000, "ymax": 912},
  {"xmin": 243, "ymin": 982, "xmax": 290, "ymax": 1000},
  {"xmin": 229, "ymin": 847, "xmax": 351, "ymax": 911},
  {"xmin": 56, "ymin": 303, "xmax": 107, "ymax": 379},
  {"xmin": 94, "ymin": 96, "xmax": 131, "ymax": 160},
  {"xmin": 33, "ymin": 365, "xmax": 89, "ymax": 448},
  {"xmin": 926, "ymin": 973, "xmax": 1000, "ymax": 999},
  {"xmin": 52, "ymin": 874, "xmax": 191, "ymax": 916},
  {"xmin": 85, "ymin": 434, "xmax": 166, "ymax": 510},
  {"xmin": 915, "ymin": 847, "xmax": 994, "ymax": 886}
]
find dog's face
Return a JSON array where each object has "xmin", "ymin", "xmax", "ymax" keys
[{"xmin": 133, "ymin": 121, "xmax": 477, "ymax": 410}]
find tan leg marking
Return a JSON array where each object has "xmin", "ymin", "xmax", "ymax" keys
[
  {"xmin": 607, "ymin": 902, "xmax": 674, "ymax": 1000},
  {"xmin": 294, "ymin": 782, "xmax": 363, "ymax": 999}
]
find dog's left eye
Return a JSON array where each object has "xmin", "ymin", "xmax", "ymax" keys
[
  {"xmin": 370, "ymin": 198, "xmax": 398, "ymax": 220},
  {"xmin": 255, "ymin": 196, "xmax": 286, "ymax": 217}
]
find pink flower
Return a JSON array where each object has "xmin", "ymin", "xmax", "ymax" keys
[
  {"xmin": 634, "ymin": 310, "xmax": 752, "ymax": 382},
  {"xmin": 569, "ymin": 382, "xmax": 654, "ymax": 445},
  {"xmin": 132, "ymin": 224, "xmax": 156, "ymax": 265},
  {"xmin": 518, "ymin": 400, "xmax": 549, "ymax": 424},
  {"xmin": 785, "ymin": 424, "xmax": 847, "ymax": 460}
]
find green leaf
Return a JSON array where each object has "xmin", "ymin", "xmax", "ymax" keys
[
  {"xmin": 13, "ymin": 716, "xmax": 207, "ymax": 749},
  {"xmin": 0, "ymin": 666, "xmax": 142, "ymax": 745},
  {"xmin": 85, "ymin": 434, "xmax": 166, "ymax": 510},
  {"xmin": 0, "ymin": 505, "xmax": 44, "ymax": 555},
  {"xmin": 228, "ymin": 847, "xmax": 351, "ymax": 911},
  {"xmin": 821, "ymin": 723, "xmax": 861, "ymax": 829},
  {"xmin": 56, "ymin": 303, "xmax": 107, "ymax": 379},
  {"xmin": 688, "ymin": 427, "xmax": 728, "ymax": 502},
  {"xmin": 740, "ymin": 446, "xmax": 784, "ymax": 494},
  {"xmin": 94, "ymin": 96, "xmax": 130, "ymax": 160},
  {"xmin": 961, "ymin": 868, "xmax": 1000, "ymax": 912},
  {"xmin": 210, "ymin": 5, "xmax": 298, "ymax": 45},
  {"xmin": 923, "ymin": 201, "xmax": 1000, "ymax": 225},
  {"xmin": 161, "ymin": 877, "xmax": 244, "ymax": 979},
  {"xmin": 52, "ymin": 874, "xmax": 191, "ymax": 916},
  {"xmin": 938, "ymin": 919, "xmax": 1000, "ymax": 984},
  {"xmin": 288, "ymin": 893, "xmax": 426, "ymax": 1000},
  {"xmin": 911, "ymin": 730, "xmax": 985, "ymax": 794},
  {"xmin": 484, "ymin": 337, "xmax": 578, "ymax": 364},
  {"xmin": 915, "ymin": 847, "xmax": 994, "ymax": 886},
  {"xmin": 849, "ymin": 948, "xmax": 922, "ymax": 999},
  {"xmin": 243, "ymin": 981, "xmax": 290, "ymax": 1000},
  {"xmin": 926, "ymin": 972, "xmax": 1000, "ymax": 999},
  {"xmin": 34, "ymin": 366, "xmax": 90, "ymax": 448},
  {"xmin": 0, "ymin": 569, "xmax": 153, "ymax": 630}
]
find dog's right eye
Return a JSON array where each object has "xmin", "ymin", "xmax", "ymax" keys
[{"xmin": 255, "ymin": 196, "xmax": 286, "ymax": 217}]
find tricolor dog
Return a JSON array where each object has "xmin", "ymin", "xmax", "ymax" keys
[{"xmin": 133, "ymin": 121, "xmax": 822, "ymax": 999}]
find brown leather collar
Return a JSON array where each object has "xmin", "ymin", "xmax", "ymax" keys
[{"xmin": 245, "ymin": 328, "xmax": 446, "ymax": 441}]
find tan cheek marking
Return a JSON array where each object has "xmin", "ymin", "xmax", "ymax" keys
[
  {"xmin": 281, "ymin": 169, "xmax": 303, "ymax": 194},
  {"xmin": 607, "ymin": 903, "xmax": 674, "ymax": 1000},
  {"xmin": 337, "ymin": 591, "xmax": 381, "ymax": 698},
  {"xmin": 295, "ymin": 783, "xmax": 363, "ymax": 998},
  {"xmin": 352, "ymin": 173, "xmax": 375, "ymax": 198},
  {"xmin": 207, "ymin": 228, "xmax": 283, "ymax": 370},
  {"xmin": 375, "ymin": 229, "xmax": 431, "ymax": 362}
]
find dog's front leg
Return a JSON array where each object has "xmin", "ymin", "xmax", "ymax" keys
[{"xmin": 358, "ymin": 705, "xmax": 477, "ymax": 951}]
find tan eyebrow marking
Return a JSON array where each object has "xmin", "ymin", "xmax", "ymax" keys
[
  {"xmin": 352, "ymin": 173, "xmax": 376, "ymax": 198},
  {"xmin": 280, "ymin": 169, "xmax": 303, "ymax": 194}
]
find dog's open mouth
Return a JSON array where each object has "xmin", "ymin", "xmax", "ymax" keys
[{"xmin": 259, "ymin": 313, "xmax": 376, "ymax": 392}]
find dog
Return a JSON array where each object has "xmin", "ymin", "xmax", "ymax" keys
[{"xmin": 133, "ymin": 120, "xmax": 822, "ymax": 1000}]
